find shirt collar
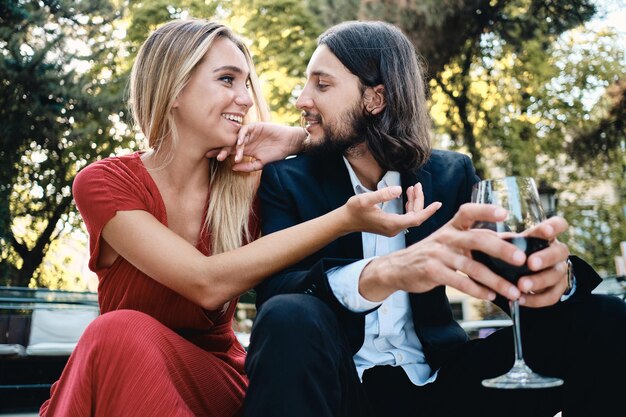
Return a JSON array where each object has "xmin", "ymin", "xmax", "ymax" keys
[{"xmin": 342, "ymin": 156, "xmax": 401, "ymax": 195}]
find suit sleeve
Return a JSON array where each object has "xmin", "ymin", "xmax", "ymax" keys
[{"xmin": 255, "ymin": 163, "xmax": 368, "ymax": 318}]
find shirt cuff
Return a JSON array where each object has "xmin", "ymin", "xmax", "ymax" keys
[
  {"xmin": 327, "ymin": 257, "xmax": 383, "ymax": 312},
  {"xmin": 560, "ymin": 275, "xmax": 577, "ymax": 302}
]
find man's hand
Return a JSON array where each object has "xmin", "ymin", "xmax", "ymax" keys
[
  {"xmin": 517, "ymin": 216, "xmax": 570, "ymax": 307},
  {"xmin": 205, "ymin": 123, "xmax": 307, "ymax": 171},
  {"xmin": 358, "ymin": 203, "xmax": 527, "ymax": 303}
]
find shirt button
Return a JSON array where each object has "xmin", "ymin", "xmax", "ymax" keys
[
  {"xmin": 397, "ymin": 353, "xmax": 403, "ymax": 362},
  {"xmin": 380, "ymin": 307, "xmax": 388, "ymax": 314}
]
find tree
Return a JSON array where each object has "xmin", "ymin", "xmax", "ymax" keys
[
  {"xmin": 238, "ymin": 0, "xmax": 323, "ymax": 123},
  {"xmin": 561, "ymin": 77, "xmax": 626, "ymax": 273},
  {"xmin": 0, "ymin": 0, "xmax": 131, "ymax": 287}
]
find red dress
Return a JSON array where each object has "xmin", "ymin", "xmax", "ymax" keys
[{"xmin": 40, "ymin": 152, "xmax": 250, "ymax": 417}]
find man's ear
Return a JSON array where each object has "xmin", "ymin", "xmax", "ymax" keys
[{"xmin": 363, "ymin": 85, "xmax": 386, "ymax": 115}]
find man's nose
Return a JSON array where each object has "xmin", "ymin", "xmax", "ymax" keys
[{"xmin": 295, "ymin": 84, "xmax": 313, "ymax": 110}]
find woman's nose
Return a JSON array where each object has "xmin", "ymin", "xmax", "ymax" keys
[{"xmin": 236, "ymin": 88, "xmax": 254, "ymax": 109}]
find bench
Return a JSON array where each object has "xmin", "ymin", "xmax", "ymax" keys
[{"xmin": 0, "ymin": 286, "xmax": 99, "ymax": 413}]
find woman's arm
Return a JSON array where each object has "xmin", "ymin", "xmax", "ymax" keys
[{"xmin": 101, "ymin": 186, "xmax": 439, "ymax": 310}]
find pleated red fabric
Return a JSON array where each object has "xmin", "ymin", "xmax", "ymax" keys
[{"xmin": 40, "ymin": 152, "xmax": 250, "ymax": 417}]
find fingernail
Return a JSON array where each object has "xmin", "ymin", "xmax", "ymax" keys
[
  {"xmin": 519, "ymin": 296, "xmax": 526, "ymax": 305},
  {"xmin": 544, "ymin": 225, "xmax": 554, "ymax": 235},
  {"xmin": 487, "ymin": 291, "xmax": 496, "ymax": 301},
  {"xmin": 391, "ymin": 185, "xmax": 402, "ymax": 194},
  {"xmin": 529, "ymin": 257, "xmax": 543, "ymax": 270},
  {"xmin": 508, "ymin": 286, "xmax": 520, "ymax": 299},
  {"xmin": 521, "ymin": 279, "xmax": 533, "ymax": 292},
  {"xmin": 512, "ymin": 250, "xmax": 525, "ymax": 264},
  {"xmin": 494, "ymin": 208, "xmax": 507, "ymax": 218}
]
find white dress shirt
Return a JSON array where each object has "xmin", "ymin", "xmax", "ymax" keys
[{"xmin": 327, "ymin": 157, "xmax": 437, "ymax": 386}]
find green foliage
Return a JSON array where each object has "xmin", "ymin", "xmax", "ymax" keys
[
  {"xmin": 569, "ymin": 79, "xmax": 625, "ymax": 167},
  {"xmin": 238, "ymin": 0, "xmax": 323, "ymax": 123},
  {"xmin": 0, "ymin": 0, "xmax": 132, "ymax": 287},
  {"xmin": 126, "ymin": 0, "xmax": 219, "ymax": 56},
  {"xmin": 561, "ymin": 196, "xmax": 626, "ymax": 275},
  {"xmin": 305, "ymin": 0, "xmax": 360, "ymax": 28}
]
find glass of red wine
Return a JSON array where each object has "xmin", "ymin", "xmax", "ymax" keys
[{"xmin": 471, "ymin": 176, "xmax": 564, "ymax": 389}]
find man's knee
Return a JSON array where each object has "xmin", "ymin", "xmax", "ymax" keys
[
  {"xmin": 245, "ymin": 295, "xmax": 350, "ymax": 416},
  {"xmin": 249, "ymin": 294, "xmax": 342, "ymax": 358},
  {"xmin": 254, "ymin": 294, "xmax": 337, "ymax": 338}
]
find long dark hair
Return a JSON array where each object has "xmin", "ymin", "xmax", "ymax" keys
[{"xmin": 318, "ymin": 21, "xmax": 432, "ymax": 171}]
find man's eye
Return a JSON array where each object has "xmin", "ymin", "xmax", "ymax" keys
[{"xmin": 317, "ymin": 83, "xmax": 329, "ymax": 90}]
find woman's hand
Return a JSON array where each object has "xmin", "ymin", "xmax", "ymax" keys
[
  {"xmin": 205, "ymin": 123, "xmax": 307, "ymax": 171},
  {"xmin": 343, "ymin": 183, "xmax": 442, "ymax": 237}
]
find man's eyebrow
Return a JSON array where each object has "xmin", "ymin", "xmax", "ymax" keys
[{"xmin": 308, "ymin": 70, "xmax": 335, "ymax": 79}]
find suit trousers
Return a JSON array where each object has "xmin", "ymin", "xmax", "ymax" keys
[{"xmin": 244, "ymin": 293, "xmax": 626, "ymax": 417}]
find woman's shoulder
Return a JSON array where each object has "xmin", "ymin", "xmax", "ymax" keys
[
  {"xmin": 76, "ymin": 152, "xmax": 144, "ymax": 180},
  {"xmin": 73, "ymin": 152, "xmax": 154, "ymax": 203},
  {"xmin": 74, "ymin": 152, "xmax": 150, "ymax": 190}
]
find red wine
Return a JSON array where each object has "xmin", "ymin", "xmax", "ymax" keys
[{"xmin": 471, "ymin": 237, "xmax": 549, "ymax": 284}]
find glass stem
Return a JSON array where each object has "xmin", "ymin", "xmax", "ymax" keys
[{"xmin": 510, "ymin": 299, "xmax": 524, "ymax": 362}]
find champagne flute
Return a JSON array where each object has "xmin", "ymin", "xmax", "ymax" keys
[{"xmin": 471, "ymin": 176, "xmax": 564, "ymax": 389}]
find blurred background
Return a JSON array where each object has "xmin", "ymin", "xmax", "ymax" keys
[{"xmin": 1, "ymin": 0, "xmax": 625, "ymax": 294}]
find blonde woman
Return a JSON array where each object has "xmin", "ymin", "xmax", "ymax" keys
[{"xmin": 39, "ymin": 19, "xmax": 437, "ymax": 417}]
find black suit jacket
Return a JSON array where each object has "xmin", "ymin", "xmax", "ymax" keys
[{"xmin": 256, "ymin": 149, "xmax": 601, "ymax": 370}]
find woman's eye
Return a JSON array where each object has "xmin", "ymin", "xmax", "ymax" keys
[{"xmin": 220, "ymin": 76, "xmax": 234, "ymax": 85}]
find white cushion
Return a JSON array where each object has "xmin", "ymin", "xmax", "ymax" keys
[
  {"xmin": 0, "ymin": 343, "xmax": 26, "ymax": 356},
  {"xmin": 26, "ymin": 342, "xmax": 78, "ymax": 356},
  {"xmin": 26, "ymin": 308, "xmax": 98, "ymax": 356},
  {"xmin": 235, "ymin": 331, "xmax": 250, "ymax": 349}
]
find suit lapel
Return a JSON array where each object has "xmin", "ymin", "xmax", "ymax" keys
[
  {"xmin": 402, "ymin": 167, "xmax": 448, "ymax": 328},
  {"xmin": 317, "ymin": 154, "xmax": 363, "ymax": 260}
]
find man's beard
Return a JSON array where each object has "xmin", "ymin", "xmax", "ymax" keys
[{"xmin": 302, "ymin": 105, "xmax": 370, "ymax": 157}]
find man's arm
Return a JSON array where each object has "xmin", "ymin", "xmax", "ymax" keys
[{"xmin": 255, "ymin": 161, "xmax": 365, "ymax": 315}]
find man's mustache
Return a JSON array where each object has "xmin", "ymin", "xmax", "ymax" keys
[{"xmin": 301, "ymin": 112, "xmax": 322, "ymax": 124}]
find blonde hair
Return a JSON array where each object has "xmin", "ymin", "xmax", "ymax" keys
[{"xmin": 129, "ymin": 19, "xmax": 270, "ymax": 254}]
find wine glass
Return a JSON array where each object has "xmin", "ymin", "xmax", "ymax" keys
[{"xmin": 471, "ymin": 176, "xmax": 564, "ymax": 389}]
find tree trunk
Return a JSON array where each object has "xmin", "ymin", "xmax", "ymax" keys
[{"xmin": 12, "ymin": 195, "xmax": 73, "ymax": 287}]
